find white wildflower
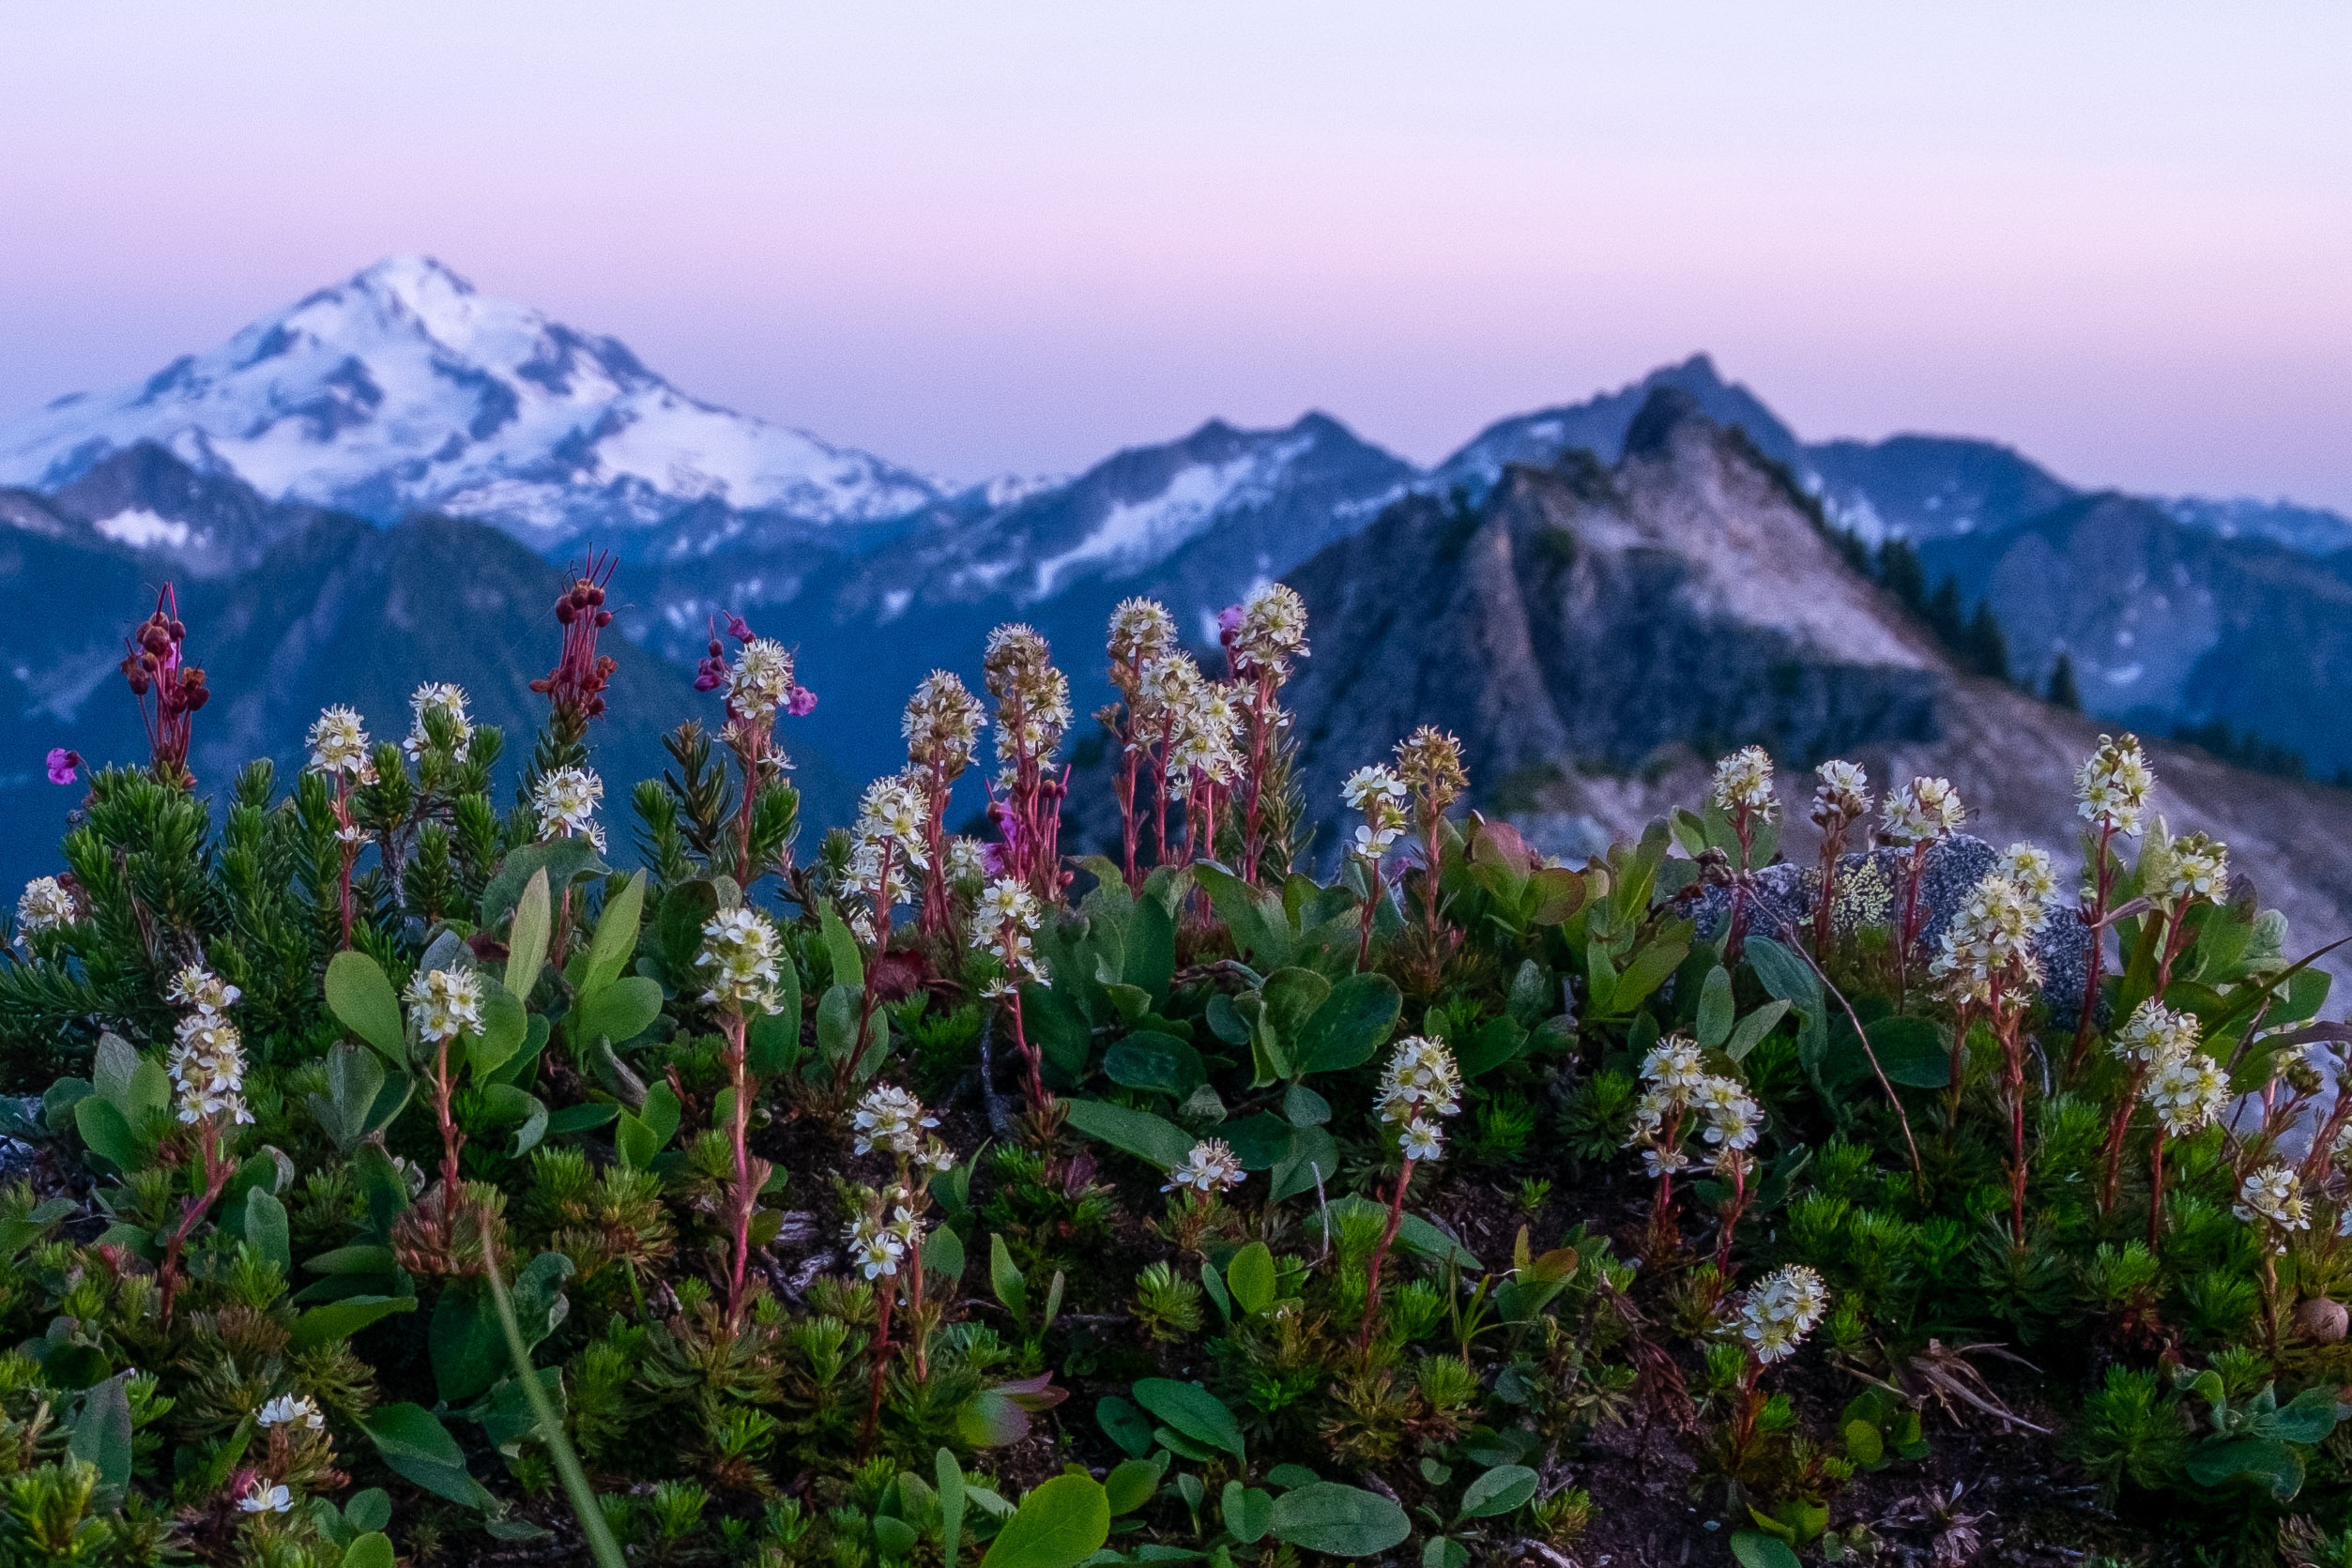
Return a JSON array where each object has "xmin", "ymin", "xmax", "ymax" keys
[
  {"xmin": 1162, "ymin": 1138, "xmax": 1246, "ymax": 1195},
  {"xmin": 727, "ymin": 638, "xmax": 797, "ymax": 723},
  {"xmin": 403, "ymin": 967, "xmax": 484, "ymax": 1045},
  {"xmin": 1740, "ymin": 1264, "xmax": 1829, "ymax": 1362},
  {"xmin": 696, "ymin": 907, "xmax": 786, "ymax": 1014},
  {"xmin": 306, "ymin": 706, "xmax": 371, "ymax": 779},
  {"xmin": 1880, "ymin": 776, "xmax": 1964, "ymax": 846},
  {"xmin": 403, "ymin": 682, "xmax": 474, "ymax": 757},
  {"xmin": 2076, "ymin": 735, "xmax": 2155, "ymax": 838},
  {"xmin": 1710, "ymin": 745, "xmax": 1778, "ymax": 821},
  {"xmin": 852, "ymin": 1084, "xmax": 939, "ymax": 1157},
  {"xmin": 16, "ymin": 876, "xmax": 78, "ymax": 935},
  {"xmin": 531, "ymin": 767, "xmax": 603, "ymax": 846}
]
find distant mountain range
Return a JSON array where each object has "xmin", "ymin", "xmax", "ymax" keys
[{"xmin": 5, "ymin": 254, "xmax": 2351, "ymax": 893}]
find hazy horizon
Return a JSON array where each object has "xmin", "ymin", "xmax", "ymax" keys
[{"xmin": 4, "ymin": 2, "xmax": 2345, "ymax": 508}]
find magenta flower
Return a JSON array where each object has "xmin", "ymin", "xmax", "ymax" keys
[
  {"xmin": 45, "ymin": 749, "xmax": 81, "ymax": 785},
  {"xmin": 787, "ymin": 684, "xmax": 817, "ymax": 717}
]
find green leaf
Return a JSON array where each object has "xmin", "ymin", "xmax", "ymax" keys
[
  {"xmin": 1123, "ymin": 892, "xmax": 1177, "ymax": 1001},
  {"xmin": 2255, "ymin": 1386, "xmax": 2344, "ymax": 1445},
  {"xmin": 1195, "ymin": 863, "xmax": 1293, "ymax": 971},
  {"xmin": 925, "ymin": 1225, "xmax": 967, "ymax": 1286},
  {"xmin": 1131, "ymin": 1379, "xmax": 1245, "ymax": 1460},
  {"xmin": 326, "ymin": 951, "xmax": 407, "ymax": 1062},
  {"xmin": 1222, "ymin": 1481, "xmax": 1273, "ymax": 1544},
  {"xmin": 313, "ymin": 1042, "xmax": 388, "ymax": 1150},
  {"xmin": 506, "ymin": 869, "xmax": 552, "ymax": 997},
  {"xmin": 1096, "ymin": 1394, "xmax": 1154, "ymax": 1459},
  {"xmin": 1843, "ymin": 1419, "xmax": 1885, "ymax": 1469},
  {"xmin": 1282, "ymin": 1083, "xmax": 1331, "ymax": 1126},
  {"xmin": 242, "ymin": 1186, "xmax": 291, "ymax": 1275},
  {"xmin": 573, "ymin": 975, "xmax": 664, "ymax": 1048},
  {"xmin": 1271, "ymin": 1125, "xmax": 1340, "ymax": 1203},
  {"xmin": 747, "ymin": 1006, "xmax": 802, "ymax": 1077},
  {"xmin": 481, "ymin": 1085, "xmax": 549, "ymax": 1158},
  {"xmin": 67, "ymin": 1376, "xmax": 132, "ymax": 1503},
  {"xmin": 1730, "ymin": 1531, "xmax": 1802, "ymax": 1568},
  {"xmin": 581, "ymin": 871, "xmax": 648, "ymax": 998},
  {"xmin": 938, "ymin": 1449, "xmax": 968, "ymax": 1568},
  {"xmin": 1266, "ymin": 1483, "xmax": 1410, "ymax": 1558},
  {"xmin": 481, "ymin": 837, "xmax": 608, "ymax": 928},
  {"xmin": 1695, "ymin": 966, "xmax": 1734, "ymax": 1048},
  {"xmin": 545, "ymin": 1103, "xmax": 619, "ymax": 1134},
  {"xmin": 1294, "ymin": 972, "xmax": 1403, "ymax": 1074},
  {"xmin": 1061, "ymin": 1099, "xmax": 1194, "ymax": 1171},
  {"xmin": 73, "ymin": 1096, "xmax": 145, "ymax": 1173},
  {"xmin": 990, "ymin": 1233, "xmax": 1029, "ymax": 1318},
  {"xmin": 344, "ymin": 1535, "xmax": 396, "ymax": 1568},
  {"xmin": 979, "ymin": 1473, "xmax": 1111, "ymax": 1568},
  {"xmin": 289, "ymin": 1294, "xmax": 417, "ymax": 1351},
  {"xmin": 359, "ymin": 1403, "xmax": 493, "ymax": 1510},
  {"xmin": 1020, "ymin": 982, "xmax": 1093, "ymax": 1083},
  {"xmin": 1725, "ymin": 1000, "xmax": 1792, "ymax": 1063},
  {"xmin": 615, "ymin": 1080, "xmax": 680, "ymax": 1170},
  {"xmin": 1456, "ymin": 1464, "xmax": 1537, "ymax": 1520},
  {"xmin": 1102, "ymin": 1032, "xmax": 1205, "ymax": 1098},
  {"xmin": 1107, "ymin": 1458, "xmax": 1163, "ymax": 1516},
  {"xmin": 820, "ymin": 902, "xmax": 864, "ymax": 994},
  {"xmin": 2188, "ymin": 1436, "xmax": 2307, "ymax": 1499},
  {"xmin": 1454, "ymin": 1017, "xmax": 1528, "ymax": 1079},
  {"xmin": 1225, "ymin": 1241, "xmax": 1277, "ymax": 1315},
  {"xmin": 874, "ymin": 1515, "xmax": 919, "ymax": 1559},
  {"xmin": 1865, "ymin": 1015, "xmax": 1950, "ymax": 1089},
  {"xmin": 471, "ymin": 979, "xmax": 528, "ymax": 1080},
  {"xmin": 431, "ymin": 1283, "xmax": 505, "ymax": 1404},
  {"xmin": 94, "ymin": 1034, "xmax": 167, "ymax": 1122}
]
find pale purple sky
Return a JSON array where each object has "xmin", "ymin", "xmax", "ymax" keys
[{"xmin": 4, "ymin": 2, "xmax": 2346, "ymax": 505}]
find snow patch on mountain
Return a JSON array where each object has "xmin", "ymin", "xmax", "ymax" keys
[
  {"xmin": 91, "ymin": 509, "xmax": 191, "ymax": 549},
  {"xmin": 1031, "ymin": 439, "xmax": 1308, "ymax": 596},
  {"xmin": 0, "ymin": 256, "xmax": 943, "ymax": 543}
]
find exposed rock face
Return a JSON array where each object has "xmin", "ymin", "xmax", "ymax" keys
[
  {"xmin": 1286, "ymin": 392, "xmax": 1944, "ymax": 820},
  {"xmin": 1279, "ymin": 391, "xmax": 2352, "ymax": 987}
]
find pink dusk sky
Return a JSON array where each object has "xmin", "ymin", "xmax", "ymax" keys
[{"xmin": 4, "ymin": 2, "xmax": 2346, "ymax": 506}]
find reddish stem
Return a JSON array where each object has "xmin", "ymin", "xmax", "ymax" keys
[
  {"xmin": 1357, "ymin": 1158, "xmax": 1416, "ymax": 1350},
  {"xmin": 2068, "ymin": 822, "xmax": 2117, "ymax": 1079},
  {"xmin": 158, "ymin": 1120, "xmax": 232, "ymax": 1327},
  {"xmin": 861, "ymin": 1281, "xmax": 896, "ymax": 1453}
]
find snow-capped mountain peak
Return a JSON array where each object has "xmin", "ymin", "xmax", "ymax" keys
[{"xmin": 0, "ymin": 255, "xmax": 943, "ymax": 545}]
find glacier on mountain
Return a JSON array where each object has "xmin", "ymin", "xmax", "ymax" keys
[{"xmin": 0, "ymin": 255, "xmax": 943, "ymax": 543}]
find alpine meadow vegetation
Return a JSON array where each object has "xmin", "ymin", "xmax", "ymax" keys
[{"xmin": 6, "ymin": 566, "xmax": 2352, "ymax": 1568}]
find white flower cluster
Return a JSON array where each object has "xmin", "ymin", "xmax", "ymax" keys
[
  {"xmin": 307, "ymin": 706, "xmax": 372, "ymax": 780},
  {"xmin": 17, "ymin": 875, "xmax": 79, "ymax": 936},
  {"xmin": 1376, "ymin": 1035, "xmax": 1462, "ymax": 1163},
  {"xmin": 1739, "ymin": 1264, "xmax": 1830, "ymax": 1363},
  {"xmin": 1626, "ymin": 1035, "xmax": 1756, "ymax": 1176},
  {"xmin": 1165, "ymin": 668, "xmax": 1243, "ymax": 788},
  {"xmin": 1162, "ymin": 1137, "xmax": 1246, "ymax": 1195},
  {"xmin": 404, "ymin": 967, "xmax": 484, "ymax": 1046},
  {"xmin": 1710, "ymin": 745, "xmax": 1778, "ymax": 822},
  {"xmin": 697, "ymin": 907, "xmax": 787, "ymax": 1015},
  {"xmin": 239, "ymin": 1478, "xmax": 294, "ymax": 1515},
  {"xmin": 845, "ymin": 1200, "xmax": 924, "ymax": 1280},
  {"xmin": 2110, "ymin": 998, "xmax": 2199, "ymax": 1064},
  {"xmin": 984, "ymin": 624, "xmax": 1074, "ymax": 776},
  {"xmin": 1880, "ymin": 776, "xmax": 1964, "ymax": 846},
  {"xmin": 167, "ymin": 964, "xmax": 252, "ymax": 1127},
  {"xmin": 403, "ymin": 682, "xmax": 474, "ymax": 758},
  {"xmin": 258, "ymin": 1393, "xmax": 325, "ymax": 1431},
  {"xmin": 1342, "ymin": 765, "xmax": 1408, "ymax": 860},
  {"xmin": 2146, "ymin": 1047, "xmax": 2228, "ymax": 1138},
  {"xmin": 851, "ymin": 1083, "xmax": 941, "ymax": 1159},
  {"xmin": 978, "ymin": 876, "xmax": 1046, "ymax": 996},
  {"xmin": 2151, "ymin": 830, "xmax": 2229, "ymax": 911},
  {"xmin": 1108, "ymin": 597, "xmax": 1178, "ymax": 668},
  {"xmin": 1810, "ymin": 760, "xmax": 1871, "ymax": 830},
  {"xmin": 726, "ymin": 638, "xmax": 797, "ymax": 724},
  {"xmin": 1394, "ymin": 726, "xmax": 1468, "ymax": 813},
  {"xmin": 854, "ymin": 776, "xmax": 929, "ymax": 859},
  {"xmin": 2234, "ymin": 1162, "xmax": 2310, "ymax": 1248},
  {"xmin": 531, "ymin": 766, "xmax": 604, "ymax": 850},
  {"xmin": 1928, "ymin": 846, "xmax": 2052, "ymax": 1005},
  {"xmin": 2075, "ymin": 734, "xmax": 2155, "ymax": 838},
  {"xmin": 902, "ymin": 670, "xmax": 987, "ymax": 778},
  {"xmin": 1230, "ymin": 583, "xmax": 1309, "ymax": 677}
]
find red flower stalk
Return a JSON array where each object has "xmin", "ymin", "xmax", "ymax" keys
[
  {"xmin": 531, "ymin": 553, "xmax": 618, "ymax": 729},
  {"xmin": 120, "ymin": 585, "xmax": 209, "ymax": 785}
]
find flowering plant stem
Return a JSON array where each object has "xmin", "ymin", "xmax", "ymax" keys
[
  {"xmin": 1714, "ymin": 1155, "xmax": 1750, "ymax": 1274},
  {"xmin": 1893, "ymin": 842, "xmax": 1930, "ymax": 1009},
  {"xmin": 722, "ymin": 1012, "xmax": 757, "ymax": 1326},
  {"xmin": 1356, "ymin": 858, "xmax": 1383, "ymax": 972},
  {"xmin": 1356, "ymin": 1157, "xmax": 1416, "ymax": 1351},
  {"xmin": 1005, "ymin": 991, "xmax": 1048, "ymax": 1119},
  {"xmin": 432, "ymin": 1037, "xmax": 466, "ymax": 1253},
  {"xmin": 2097, "ymin": 1061, "xmax": 2151, "ymax": 1217},
  {"xmin": 860, "ymin": 1281, "xmax": 896, "ymax": 1454},
  {"xmin": 2067, "ymin": 821, "xmax": 2117, "ymax": 1080},
  {"xmin": 158, "ymin": 1119, "xmax": 233, "ymax": 1327},
  {"xmin": 2146, "ymin": 1128, "xmax": 2170, "ymax": 1251},
  {"xmin": 481, "ymin": 1224, "xmax": 627, "ymax": 1568}
]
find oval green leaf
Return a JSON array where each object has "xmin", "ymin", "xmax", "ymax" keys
[
  {"xmin": 1268, "ymin": 1483, "xmax": 1410, "ymax": 1558},
  {"xmin": 1131, "ymin": 1378, "xmax": 1245, "ymax": 1459},
  {"xmin": 978, "ymin": 1473, "xmax": 1111, "ymax": 1568}
]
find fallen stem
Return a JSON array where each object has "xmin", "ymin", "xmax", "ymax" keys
[{"xmin": 482, "ymin": 1227, "xmax": 627, "ymax": 1568}]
